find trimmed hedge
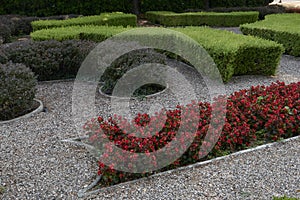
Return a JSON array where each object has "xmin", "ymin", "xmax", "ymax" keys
[
  {"xmin": 31, "ymin": 26, "xmax": 129, "ymax": 42},
  {"xmin": 0, "ymin": 40, "xmax": 96, "ymax": 81},
  {"xmin": 145, "ymin": 11, "xmax": 259, "ymax": 27},
  {"xmin": 173, "ymin": 27, "xmax": 283, "ymax": 82},
  {"xmin": 32, "ymin": 12, "xmax": 137, "ymax": 31},
  {"xmin": 240, "ymin": 13, "xmax": 300, "ymax": 56},
  {"xmin": 187, "ymin": 5, "xmax": 287, "ymax": 20},
  {"xmin": 31, "ymin": 26, "xmax": 283, "ymax": 82}
]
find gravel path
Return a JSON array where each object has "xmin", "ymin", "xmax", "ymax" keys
[{"xmin": 1, "ymin": 51, "xmax": 300, "ymax": 199}]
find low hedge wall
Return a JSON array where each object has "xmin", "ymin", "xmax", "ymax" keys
[
  {"xmin": 173, "ymin": 27, "xmax": 283, "ymax": 82},
  {"xmin": 145, "ymin": 11, "xmax": 259, "ymax": 27},
  {"xmin": 0, "ymin": 40, "xmax": 96, "ymax": 81},
  {"xmin": 31, "ymin": 25, "xmax": 129, "ymax": 42},
  {"xmin": 31, "ymin": 12, "xmax": 137, "ymax": 31},
  {"xmin": 240, "ymin": 13, "xmax": 300, "ymax": 56},
  {"xmin": 31, "ymin": 26, "xmax": 283, "ymax": 82}
]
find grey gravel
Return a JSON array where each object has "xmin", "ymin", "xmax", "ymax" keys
[{"xmin": 0, "ymin": 52, "xmax": 300, "ymax": 200}]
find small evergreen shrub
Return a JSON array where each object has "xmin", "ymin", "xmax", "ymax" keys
[
  {"xmin": 0, "ymin": 62, "xmax": 37, "ymax": 121},
  {"xmin": 101, "ymin": 49, "xmax": 168, "ymax": 96}
]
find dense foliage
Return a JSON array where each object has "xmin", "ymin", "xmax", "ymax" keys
[
  {"xmin": 146, "ymin": 11, "xmax": 259, "ymax": 27},
  {"xmin": 241, "ymin": 13, "xmax": 300, "ymax": 56},
  {"xmin": 0, "ymin": 62, "xmax": 37, "ymax": 121},
  {"xmin": 0, "ymin": 40, "xmax": 96, "ymax": 81},
  {"xmin": 0, "ymin": 14, "xmax": 81, "ymax": 43},
  {"xmin": 31, "ymin": 12, "xmax": 137, "ymax": 31},
  {"xmin": 31, "ymin": 26, "xmax": 283, "ymax": 83},
  {"xmin": 84, "ymin": 81, "xmax": 300, "ymax": 186},
  {"xmin": 0, "ymin": 0, "xmax": 273, "ymax": 16},
  {"xmin": 101, "ymin": 48, "xmax": 168, "ymax": 96}
]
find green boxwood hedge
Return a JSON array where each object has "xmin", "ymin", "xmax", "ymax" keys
[
  {"xmin": 145, "ymin": 11, "xmax": 259, "ymax": 27},
  {"xmin": 240, "ymin": 13, "xmax": 300, "ymax": 57},
  {"xmin": 31, "ymin": 12, "xmax": 137, "ymax": 31},
  {"xmin": 31, "ymin": 26, "xmax": 283, "ymax": 82},
  {"xmin": 31, "ymin": 25, "xmax": 129, "ymax": 42},
  {"xmin": 173, "ymin": 27, "xmax": 283, "ymax": 82}
]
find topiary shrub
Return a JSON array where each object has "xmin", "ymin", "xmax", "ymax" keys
[
  {"xmin": 0, "ymin": 40, "xmax": 96, "ymax": 81},
  {"xmin": 0, "ymin": 62, "xmax": 37, "ymax": 121},
  {"xmin": 101, "ymin": 48, "xmax": 168, "ymax": 96}
]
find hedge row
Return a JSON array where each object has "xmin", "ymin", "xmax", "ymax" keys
[
  {"xmin": 0, "ymin": 14, "xmax": 81, "ymax": 43},
  {"xmin": 0, "ymin": 0, "xmax": 273, "ymax": 16},
  {"xmin": 31, "ymin": 26, "xmax": 129, "ymax": 42},
  {"xmin": 0, "ymin": 0, "xmax": 133, "ymax": 16},
  {"xmin": 31, "ymin": 12, "xmax": 137, "ymax": 31},
  {"xmin": 0, "ymin": 40, "xmax": 96, "ymax": 81},
  {"xmin": 240, "ymin": 13, "xmax": 300, "ymax": 57},
  {"xmin": 145, "ymin": 11, "xmax": 259, "ymax": 27},
  {"xmin": 186, "ymin": 5, "xmax": 287, "ymax": 20},
  {"xmin": 173, "ymin": 27, "xmax": 283, "ymax": 82},
  {"xmin": 31, "ymin": 26, "xmax": 283, "ymax": 82}
]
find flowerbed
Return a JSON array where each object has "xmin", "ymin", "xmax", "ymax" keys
[{"xmin": 84, "ymin": 81, "xmax": 300, "ymax": 187}]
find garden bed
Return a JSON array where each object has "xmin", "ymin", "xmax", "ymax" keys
[
  {"xmin": 0, "ymin": 54, "xmax": 299, "ymax": 199},
  {"xmin": 30, "ymin": 26, "xmax": 283, "ymax": 83}
]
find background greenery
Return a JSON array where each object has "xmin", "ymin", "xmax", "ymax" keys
[{"xmin": 0, "ymin": 0, "xmax": 273, "ymax": 16}]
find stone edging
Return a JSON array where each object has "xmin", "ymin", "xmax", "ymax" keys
[
  {"xmin": 98, "ymin": 84, "xmax": 169, "ymax": 100},
  {"xmin": 0, "ymin": 99, "xmax": 44, "ymax": 125}
]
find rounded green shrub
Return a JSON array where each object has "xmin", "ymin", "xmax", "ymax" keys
[{"xmin": 0, "ymin": 62, "xmax": 37, "ymax": 121}]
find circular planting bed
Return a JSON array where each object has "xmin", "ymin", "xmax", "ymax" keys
[
  {"xmin": 99, "ymin": 83, "xmax": 169, "ymax": 99},
  {"xmin": 0, "ymin": 98, "xmax": 43, "ymax": 124}
]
